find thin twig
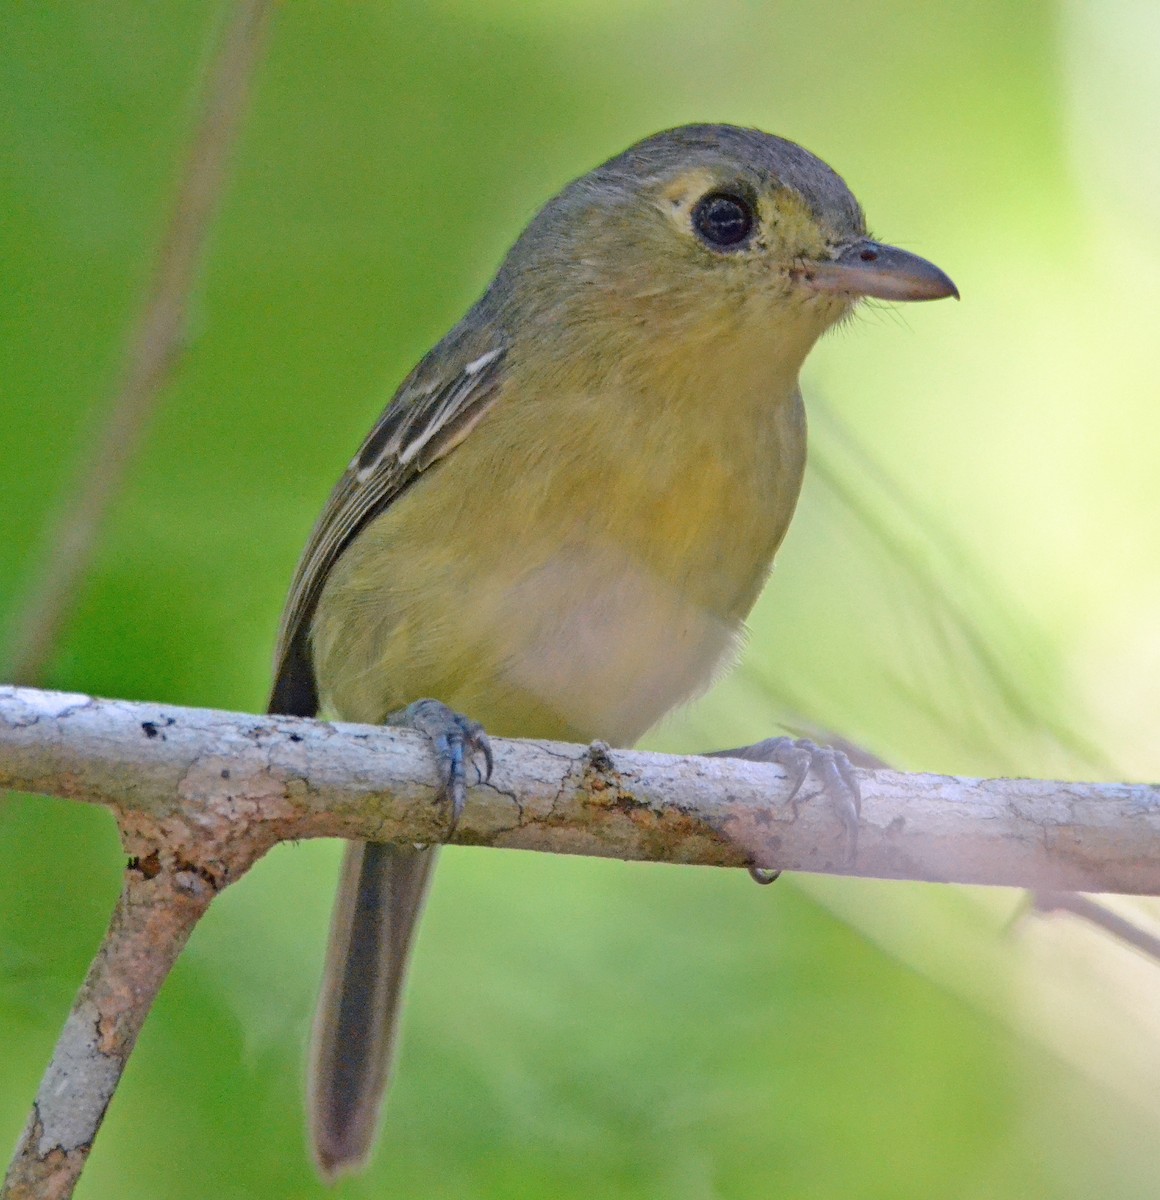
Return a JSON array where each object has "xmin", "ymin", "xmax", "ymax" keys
[
  {"xmin": 3, "ymin": 0, "xmax": 275, "ymax": 685},
  {"xmin": 1033, "ymin": 891, "xmax": 1160, "ymax": 962}
]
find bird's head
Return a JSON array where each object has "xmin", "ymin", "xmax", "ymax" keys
[{"xmin": 497, "ymin": 124, "xmax": 956, "ymax": 382}]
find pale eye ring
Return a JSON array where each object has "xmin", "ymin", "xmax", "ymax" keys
[{"xmin": 691, "ymin": 191, "xmax": 755, "ymax": 249}]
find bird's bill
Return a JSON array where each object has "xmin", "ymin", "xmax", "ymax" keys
[{"xmin": 797, "ymin": 240, "xmax": 959, "ymax": 302}]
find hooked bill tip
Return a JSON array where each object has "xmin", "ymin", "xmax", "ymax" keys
[{"xmin": 800, "ymin": 240, "xmax": 958, "ymax": 303}]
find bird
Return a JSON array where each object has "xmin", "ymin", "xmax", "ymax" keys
[{"xmin": 267, "ymin": 123, "xmax": 957, "ymax": 1179}]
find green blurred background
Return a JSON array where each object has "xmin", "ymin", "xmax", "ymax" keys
[{"xmin": 5, "ymin": 1, "xmax": 1160, "ymax": 1196}]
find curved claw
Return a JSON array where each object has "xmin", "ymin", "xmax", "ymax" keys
[
  {"xmin": 748, "ymin": 866, "xmax": 782, "ymax": 885},
  {"xmin": 773, "ymin": 744, "xmax": 813, "ymax": 810},
  {"xmin": 395, "ymin": 699, "xmax": 493, "ymax": 840},
  {"xmin": 477, "ymin": 732, "xmax": 494, "ymax": 784}
]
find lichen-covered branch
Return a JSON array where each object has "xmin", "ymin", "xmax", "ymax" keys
[{"xmin": 2, "ymin": 685, "xmax": 1159, "ymax": 893}]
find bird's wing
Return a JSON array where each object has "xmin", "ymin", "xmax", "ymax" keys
[{"xmin": 268, "ymin": 340, "xmax": 509, "ymax": 717}]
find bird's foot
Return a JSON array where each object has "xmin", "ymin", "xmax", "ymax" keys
[
  {"xmin": 389, "ymin": 699, "xmax": 493, "ymax": 839},
  {"xmin": 709, "ymin": 736, "xmax": 861, "ymax": 881}
]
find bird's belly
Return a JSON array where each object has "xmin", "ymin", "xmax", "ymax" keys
[
  {"xmin": 453, "ymin": 535, "xmax": 747, "ymax": 745},
  {"xmin": 315, "ymin": 518, "xmax": 753, "ymax": 745},
  {"xmin": 313, "ymin": 389, "xmax": 805, "ymax": 743}
]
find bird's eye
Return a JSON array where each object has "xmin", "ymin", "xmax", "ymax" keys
[{"xmin": 691, "ymin": 192, "xmax": 755, "ymax": 249}]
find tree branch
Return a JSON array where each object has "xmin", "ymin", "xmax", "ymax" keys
[
  {"xmin": 3, "ymin": 681, "xmax": 1159, "ymax": 1197},
  {"xmin": 1, "ymin": 867, "xmax": 211, "ymax": 1200},
  {"xmin": 2, "ymin": 685, "xmax": 1158, "ymax": 891}
]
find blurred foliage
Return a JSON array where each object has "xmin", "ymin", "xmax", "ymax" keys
[{"xmin": 4, "ymin": 1, "xmax": 1160, "ymax": 1196}]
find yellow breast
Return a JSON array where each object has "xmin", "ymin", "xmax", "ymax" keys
[{"xmin": 312, "ymin": 331, "xmax": 809, "ymax": 744}]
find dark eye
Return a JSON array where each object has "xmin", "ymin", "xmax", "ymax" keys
[{"xmin": 691, "ymin": 192, "xmax": 755, "ymax": 249}]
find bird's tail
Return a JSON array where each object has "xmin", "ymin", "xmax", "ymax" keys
[{"xmin": 308, "ymin": 839, "xmax": 437, "ymax": 1180}]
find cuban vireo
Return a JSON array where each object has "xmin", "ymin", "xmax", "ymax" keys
[{"xmin": 268, "ymin": 123, "xmax": 956, "ymax": 1179}]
